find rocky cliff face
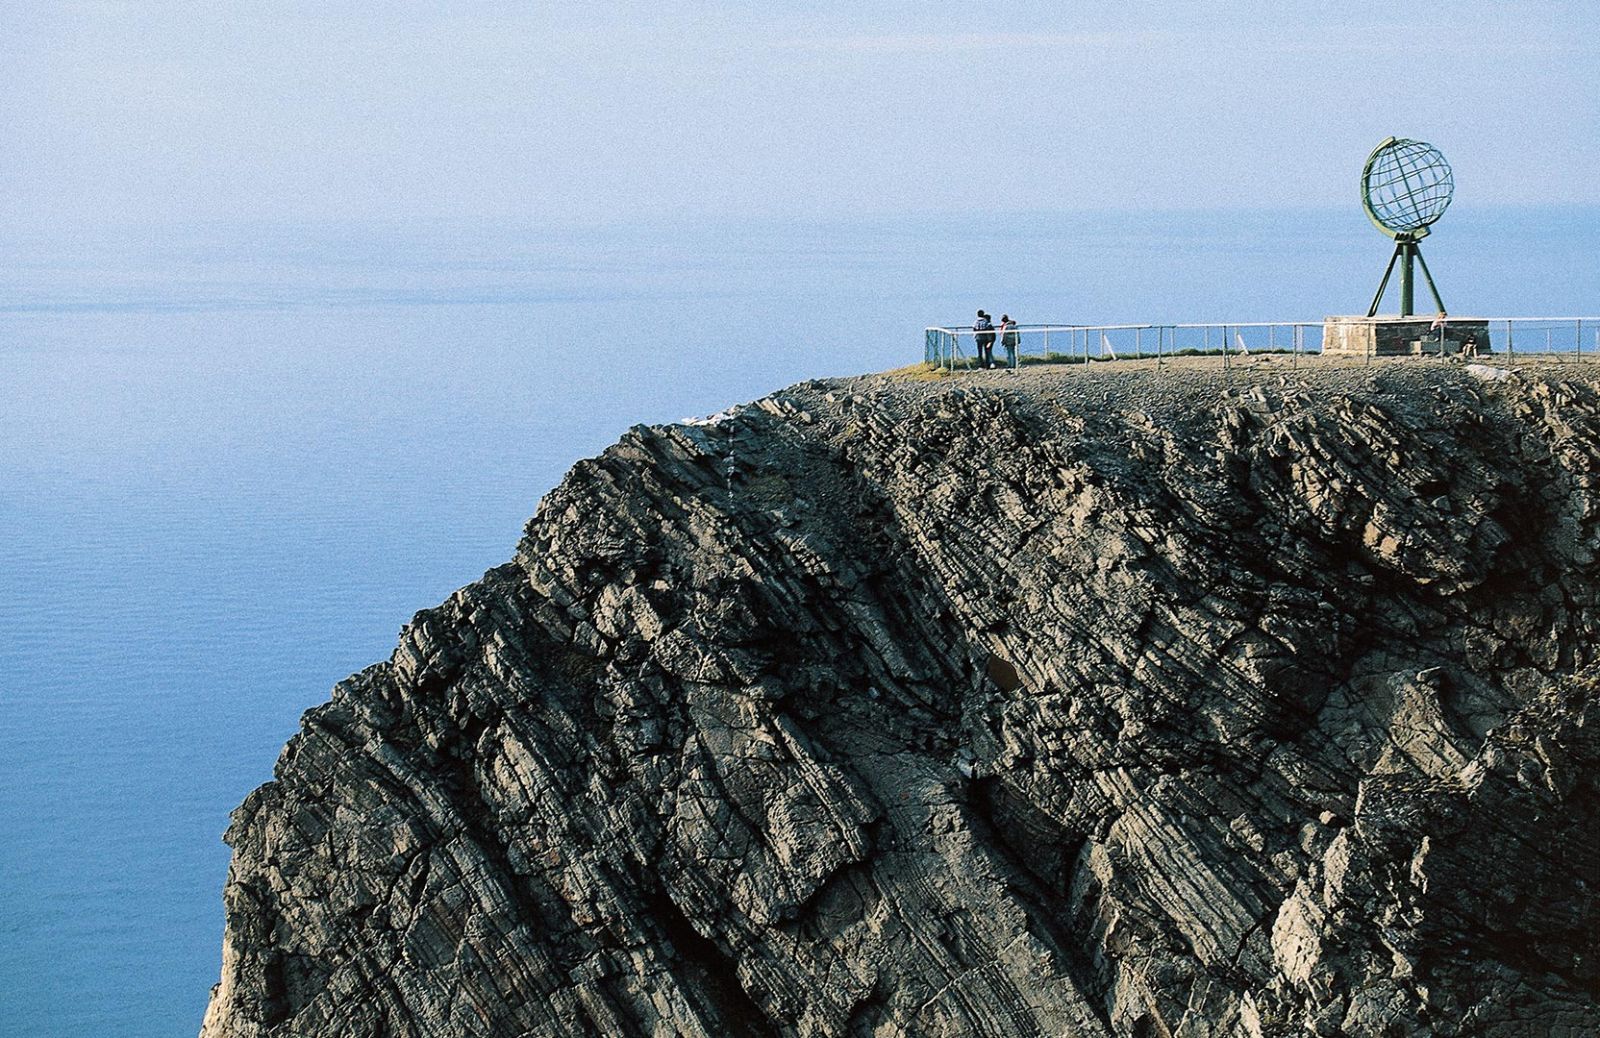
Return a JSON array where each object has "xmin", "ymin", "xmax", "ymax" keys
[{"xmin": 202, "ymin": 361, "xmax": 1599, "ymax": 1038}]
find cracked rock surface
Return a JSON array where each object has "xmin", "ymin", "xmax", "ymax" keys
[{"xmin": 203, "ymin": 361, "xmax": 1600, "ymax": 1037}]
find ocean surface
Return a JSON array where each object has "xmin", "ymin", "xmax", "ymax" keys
[{"xmin": 1, "ymin": 208, "xmax": 1595, "ymax": 1036}]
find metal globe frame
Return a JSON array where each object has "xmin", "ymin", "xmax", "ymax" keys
[{"xmin": 1362, "ymin": 137, "xmax": 1455, "ymax": 317}]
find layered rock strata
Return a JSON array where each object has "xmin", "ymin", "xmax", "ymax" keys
[{"xmin": 203, "ymin": 361, "xmax": 1600, "ymax": 1037}]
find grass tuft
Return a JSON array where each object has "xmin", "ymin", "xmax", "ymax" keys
[{"xmin": 884, "ymin": 362, "xmax": 952, "ymax": 381}]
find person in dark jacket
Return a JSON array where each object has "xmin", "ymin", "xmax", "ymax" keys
[{"xmin": 973, "ymin": 310, "xmax": 996, "ymax": 369}]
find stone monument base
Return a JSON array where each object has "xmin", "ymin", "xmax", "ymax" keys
[{"xmin": 1323, "ymin": 315, "xmax": 1490, "ymax": 358}]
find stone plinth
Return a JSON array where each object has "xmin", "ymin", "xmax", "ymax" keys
[{"xmin": 1323, "ymin": 315, "xmax": 1491, "ymax": 358}]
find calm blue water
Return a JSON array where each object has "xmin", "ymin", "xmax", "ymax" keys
[{"xmin": 1, "ymin": 208, "xmax": 1595, "ymax": 1037}]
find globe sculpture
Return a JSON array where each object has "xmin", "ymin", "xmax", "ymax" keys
[{"xmin": 1362, "ymin": 137, "xmax": 1454, "ymax": 317}]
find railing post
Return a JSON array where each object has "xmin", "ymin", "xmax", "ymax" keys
[{"xmin": 1507, "ymin": 320, "xmax": 1514, "ymax": 362}]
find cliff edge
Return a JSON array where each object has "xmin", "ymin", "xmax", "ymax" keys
[{"xmin": 203, "ymin": 361, "xmax": 1599, "ymax": 1037}]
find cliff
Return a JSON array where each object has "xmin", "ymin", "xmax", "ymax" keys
[{"xmin": 203, "ymin": 361, "xmax": 1600, "ymax": 1038}]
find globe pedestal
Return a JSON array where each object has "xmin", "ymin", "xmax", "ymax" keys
[{"xmin": 1323, "ymin": 315, "xmax": 1491, "ymax": 358}]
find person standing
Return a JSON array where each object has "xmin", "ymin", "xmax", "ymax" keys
[
  {"xmin": 999, "ymin": 314, "xmax": 1019, "ymax": 369},
  {"xmin": 973, "ymin": 310, "xmax": 996, "ymax": 369}
]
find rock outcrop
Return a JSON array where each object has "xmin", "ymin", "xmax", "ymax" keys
[{"xmin": 202, "ymin": 361, "xmax": 1600, "ymax": 1037}]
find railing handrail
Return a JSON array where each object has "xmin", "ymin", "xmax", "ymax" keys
[
  {"xmin": 924, "ymin": 316, "xmax": 1600, "ymax": 371},
  {"xmin": 928, "ymin": 317, "xmax": 1600, "ymax": 335},
  {"xmin": 1465, "ymin": 316, "xmax": 1600, "ymax": 323},
  {"xmin": 930, "ymin": 320, "xmax": 1331, "ymax": 335}
]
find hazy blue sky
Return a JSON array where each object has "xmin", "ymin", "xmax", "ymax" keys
[{"xmin": 3, "ymin": 1, "xmax": 1597, "ymax": 230}]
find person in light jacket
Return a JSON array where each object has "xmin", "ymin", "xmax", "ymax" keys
[{"xmin": 999, "ymin": 315, "xmax": 1019, "ymax": 369}]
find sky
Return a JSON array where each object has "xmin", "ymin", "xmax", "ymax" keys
[{"xmin": 2, "ymin": 1, "xmax": 1598, "ymax": 231}]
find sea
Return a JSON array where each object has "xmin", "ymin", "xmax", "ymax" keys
[{"xmin": 1, "ymin": 207, "xmax": 1595, "ymax": 1036}]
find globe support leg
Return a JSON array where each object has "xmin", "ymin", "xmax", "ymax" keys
[
  {"xmin": 1363, "ymin": 244, "xmax": 1401, "ymax": 318},
  {"xmin": 1400, "ymin": 239, "xmax": 1416, "ymax": 317},
  {"xmin": 1367, "ymin": 242, "xmax": 1404, "ymax": 318},
  {"xmin": 1414, "ymin": 245, "xmax": 1446, "ymax": 315}
]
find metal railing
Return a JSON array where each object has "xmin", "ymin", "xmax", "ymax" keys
[
  {"xmin": 1476, "ymin": 317, "xmax": 1598, "ymax": 362},
  {"xmin": 925, "ymin": 317, "xmax": 1600, "ymax": 370},
  {"xmin": 925, "ymin": 321, "xmax": 1325, "ymax": 371}
]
